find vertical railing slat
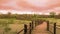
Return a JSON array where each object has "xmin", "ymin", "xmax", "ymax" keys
[
  {"xmin": 24, "ymin": 24, "xmax": 27, "ymax": 34},
  {"xmin": 29, "ymin": 23, "xmax": 32, "ymax": 34},
  {"xmin": 47, "ymin": 21, "xmax": 49, "ymax": 31},
  {"xmin": 54, "ymin": 23, "xmax": 56, "ymax": 34},
  {"xmin": 32, "ymin": 21, "xmax": 34, "ymax": 30}
]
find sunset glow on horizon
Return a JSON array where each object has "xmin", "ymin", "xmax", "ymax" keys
[{"xmin": 0, "ymin": 0, "xmax": 60, "ymax": 14}]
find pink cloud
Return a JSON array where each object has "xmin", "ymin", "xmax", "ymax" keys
[{"xmin": 0, "ymin": 0, "xmax": 60, "ymax": 12}]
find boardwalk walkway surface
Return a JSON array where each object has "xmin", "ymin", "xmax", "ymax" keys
[{"xmin": 32, "ymin": 22, "xmax": 51, "ymax": 34}]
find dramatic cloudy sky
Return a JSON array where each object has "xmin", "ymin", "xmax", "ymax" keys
[{"xmin": 0, "ymin": 0, "xmax": 60, "ymax": 14}]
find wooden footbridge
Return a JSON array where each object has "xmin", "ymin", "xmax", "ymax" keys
[{"xmin": 17, "ymin": 20, "xmax": 57, "ymax": 34}]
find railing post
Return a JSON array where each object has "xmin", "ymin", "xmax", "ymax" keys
[
  {"xmin": 39, "ymin": 20, "xmax": 43, "ymax": 24},
  {"xmin": 54, "ymin": 23, "xmax": 56, "ymax": 34},
  {"xmin": 34, "ymin": 21, "xmax": 35, "ymax": 28},
  {"xmin": 35, "ymin": 21, "xmax": 37, "ymax": 27},
  {"xmin": 38, "ymin": 20, "xmax": 39, "ymax": 25},
  {"xmin": 37, "ymin": 20, "xmax": 38, "ymax": 25},
  {"xmin": 29, "ymin": 23, "xmax": 32, "ymax": 34},
  {"xmin": 24, "ymin": 24, "xmax": 27, "ymax": 34},
  {"xmin": 32, "ymin": 21, "xmax": 34, "ymax": 29},
  {"xmin": 47, "ymin": 21, "xmax": 49, "ymax": 31}
]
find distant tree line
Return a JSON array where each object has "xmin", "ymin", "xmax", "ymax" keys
[{"xmin": 0, "ymin": 12, "xmax": 60, "ymax": 20}]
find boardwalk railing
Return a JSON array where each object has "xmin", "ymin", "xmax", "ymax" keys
[
  {"xmin": 17, "ymin": 20, "xmax": 43, "ymax": 34},
  {"xmin": 46, "ymin": 21, "xmax": 60, "ymax": 34}
]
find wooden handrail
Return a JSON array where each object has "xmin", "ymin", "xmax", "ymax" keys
[{"xmin": 17, "ymin": 29, "xmax": 24, "ymax": 34}]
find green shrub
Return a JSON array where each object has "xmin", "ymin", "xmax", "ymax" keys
[
  {"xmin": 4, "ymin": 27, "xmax": 11, "ymax": 32},
  {"xmin": 8, "ymin": 19, "xmax": 14, "ymax": 24},
  {"xmin": 0, "ymin": 20, "xmax": 8, "ymax": 26}
]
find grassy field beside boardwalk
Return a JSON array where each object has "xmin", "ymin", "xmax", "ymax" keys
[
  {"xmin": 38, "ymin": 18, "xmax": 60, "ymax": 26},
  {"xmin": 0, "ymin": 19, "xmax": 31, "ymax": 34}
]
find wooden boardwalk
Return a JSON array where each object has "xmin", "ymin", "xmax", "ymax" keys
[{"xmin": 32, "ymin": 22, "xmax": 51, "ymax": 34}]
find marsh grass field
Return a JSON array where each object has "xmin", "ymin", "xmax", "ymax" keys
[
  {"xmin": 0, "ymin": 18, "xmax": 60, "ymax": 34},
  {"xmin": 0, "ymin": 19, "xmax": 31, "ymax": 34},
  {"xmin": 39, "ymin": 18, "xmax": 60, "ymax": 26}
]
